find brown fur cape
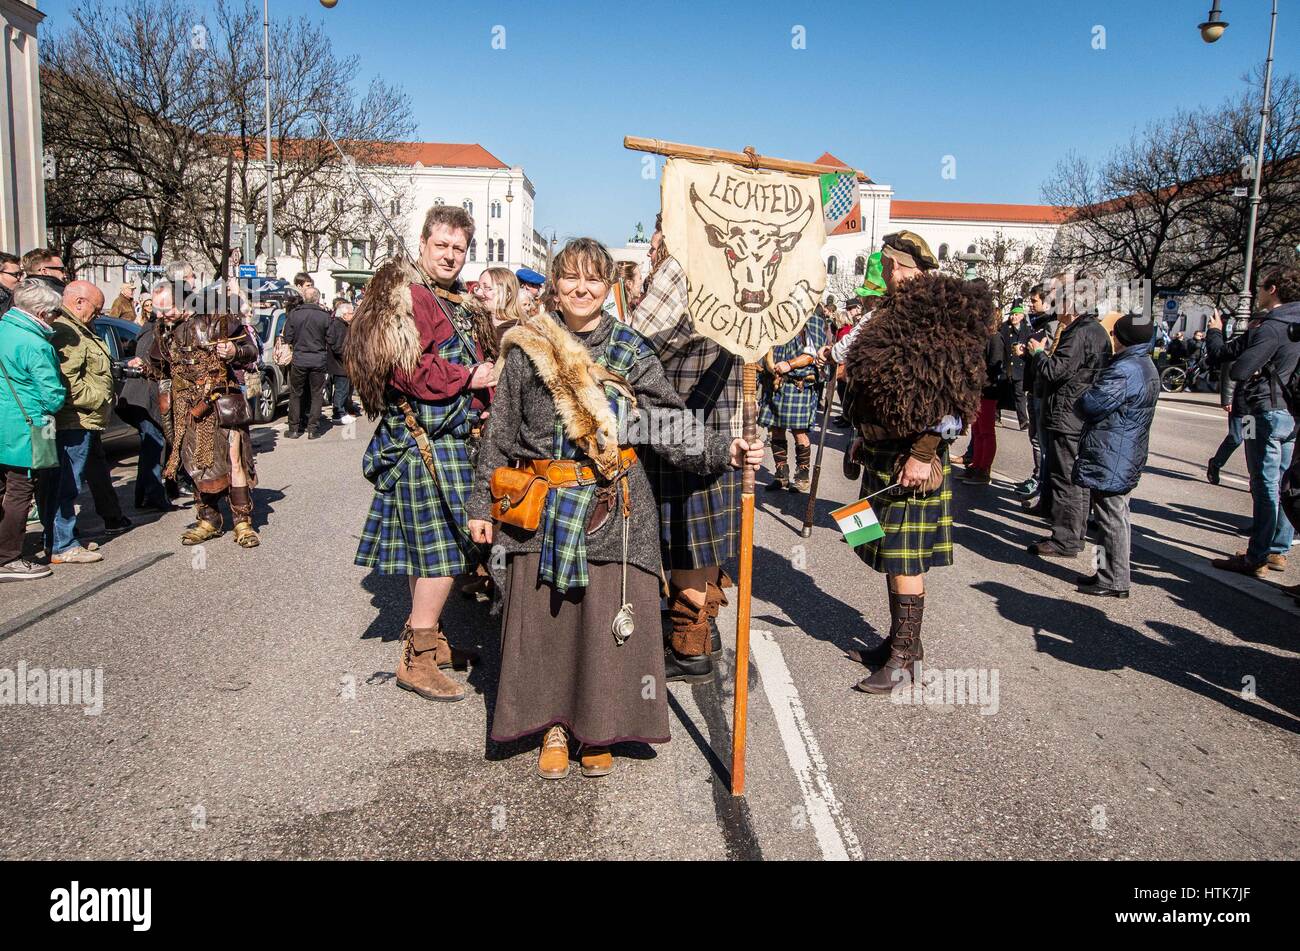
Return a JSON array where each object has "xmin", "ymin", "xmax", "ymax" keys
[
  {"xmin": 844, "ymin": 271, "xmax": 993, "ymax": 439},
  {"xmin": 344, "ymin": 257, "xmax": 488, "ymax": 418},
  {"xmin": 497, "ymin": 315, "xmax": 636, "ymax": 479}
]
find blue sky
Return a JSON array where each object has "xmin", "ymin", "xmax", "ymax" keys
[{"xmin": 41, "ymin": 0, "xmax": 1295, "ymax": 247}]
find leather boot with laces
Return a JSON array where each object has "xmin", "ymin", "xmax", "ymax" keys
[
  {"xmin": 395, "ymin": 626, "xmax": 466, "ymax": 703},
  {"xmin": 855, "ymin": 593, "xmax": 925, "ymax": 694},
  {"xmin": 538, "ymin": 725, "xmax": 571, "ymax": 779}
]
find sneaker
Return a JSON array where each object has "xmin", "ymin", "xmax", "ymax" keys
[
  {"xmin": 284, "ymin": 430, "xmax": 303, "ymax": 439},
  {"xmin": 1013, "ymin": 477, "xmax": 1039, "ymax": 498},
  {"xmin": 960, "ymin": 469, "xmax": 991, "ymax": 485},
  {"xmin": 103, "ymin": 516, "xmax": 133, "ymax": 536},
  {"xmin": 0, "ymin": 558, "xmax": 53, "ymax": 581},
  {"xmin": 307, "ymin": 430, "xmax": 324, "ymax": 440},
  {"xmin": 51, "ymin": 546, "xmax": 104, "ymax": 564},
  {"xmin": 339, "ymin": 413, "xmax": 356, "ymax": 425},
  {"xmin": 1206, "ymin": 458, "xmax": 1221, "ymax": 485}
]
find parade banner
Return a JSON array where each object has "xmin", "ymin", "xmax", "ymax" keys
[
  {"xmin": 661, "ymin": 157, "xmax": 827, "ymax": 364},
  {"xmin": 820, "ymin": 170, "xmax": 861, "ymax": 236}
]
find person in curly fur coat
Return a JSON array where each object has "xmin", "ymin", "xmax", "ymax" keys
[{"xmin": 842, "ymin": 231, "xmax": 991, "ymax": 693}]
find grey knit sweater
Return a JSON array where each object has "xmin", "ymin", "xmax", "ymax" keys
[{"xmin": 466, "ymin": 312, "xmax": 735, "ymax": 578}]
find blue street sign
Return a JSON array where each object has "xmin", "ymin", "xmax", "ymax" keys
[{"xmin": 237, "ymin": 265, "xmax": 258, "ymax": 278}]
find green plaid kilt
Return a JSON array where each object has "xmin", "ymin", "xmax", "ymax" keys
[
  {"xmin": 758, "ymin": 375, "xmax": 821, "ymax": 430},
  {"xmin": 355, "ymin": 401, "xmax": 476, "ymax": 578},
  {"xmin": 644, "ymin": 454, "xmax": 741, "ymax": 570},
  {"xmin": 855, "ymin": 441, "xmax": 953, "ymax": 576}
]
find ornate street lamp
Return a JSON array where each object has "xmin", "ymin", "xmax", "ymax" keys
[{"xmin": 1199, "ymin": 1, "xmax": 1229, "ymax": 43}]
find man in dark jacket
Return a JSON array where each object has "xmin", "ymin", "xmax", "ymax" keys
[
  {"xmin": 283, "ymin": 286, "xmax": 332, "ymax": 439},
  {"xmin": 326, "ymin": 299, "xmax": 357, "ymax": 422},
  {"xmin": 1001, "ymin": 303, "xmax": 1032, "ymax": 428},
  {"xmin": 1070, "ymin": 313, "xmax": 1159, "ymax": 597},
  {"xmin": 0, "ymin": 252, "xmax": 21, "ymax": 315},
  {"xmin": 1025, "ymin": 272, "xmax": 1113, "ymax": 558},
  {"xmin": 1205, "ymin": 265, "xmax": 1300, "ymax": 576},
  {"xmin": 1018, "ymin": 285, "xmax": 1057, "ymax": 506},
  {"xmin": 120, "ymin": 317, "xmax": 172, "ymax": 511}
]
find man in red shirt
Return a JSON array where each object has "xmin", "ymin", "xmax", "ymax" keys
[{"xmin": 350, "ymin": 206, "xmax": 496, "ymax": 704}]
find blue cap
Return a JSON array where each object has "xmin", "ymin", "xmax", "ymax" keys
[{"xmin": 516, "ymin": 267, "xmax": 546, "ymax": 288}]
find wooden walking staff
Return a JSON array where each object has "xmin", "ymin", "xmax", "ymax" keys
[
  {"xmin": 801, "ymin": 360, "xmax": 838, "ymax": 538},
  {"xmin": 625, "ymin": 137, "xmax": 854, "ymax": 795}
]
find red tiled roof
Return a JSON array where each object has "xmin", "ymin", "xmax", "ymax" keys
[
  {"xmin": 379, "ymin": 142, "xmax": 508, "ymax": 169},
  {"xmin": 232, "ymin": 138, "xmax": 508, "ymax": 169},
  {"xmin": 890, "ymin": 200, "xmax": 1068, "ymax": 225}
]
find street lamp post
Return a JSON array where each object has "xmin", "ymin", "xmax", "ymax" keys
[
  {"xmin": 1201, "ymin": 0, "xmax": 1279, "ymax": 328},
  {"xmin": 262, "ymin": 0, "xmax": 277, "ymax": 278},
  {"xmin": 487, "ymin": 169, "xmax": 515, "ymax": 269}
]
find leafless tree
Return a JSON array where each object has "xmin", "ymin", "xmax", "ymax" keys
[{"xmin": 940, "ymin": 232, "xmax": 1046, "ymax": 312}]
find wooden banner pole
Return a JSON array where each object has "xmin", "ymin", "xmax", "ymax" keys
[
  {"xmin": 802, "ymin": 360, "xmax": 838, "ymax": 538},
  {"xmin": 731, "ymin": 362, "xmax": 759, "ymax": 796},
  {"xmin": 624, "ymin": 136, "xmax": 869, "ymax": 182}
]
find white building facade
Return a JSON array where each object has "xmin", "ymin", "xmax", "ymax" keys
[{"xmin": 1, "ymin": 0, "xmax": 46, "ymax": 256}]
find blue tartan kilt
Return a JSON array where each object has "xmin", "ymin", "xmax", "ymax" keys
[
  {"xmin": 643, "ymin": 451, "xmax": 741, "ymax": 571},
  {"xmin": 758, "ymin": 376, "xmax": 821, "ymax": 430},
  {"xmin": 355, "ymin": 417, "xmax": 476, "ymax": 578},
  {"xmin": 854, "ymin": 442, "xmax": 954, "ymax": 576}
]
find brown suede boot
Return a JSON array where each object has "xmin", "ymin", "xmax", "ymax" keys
[
  {"xmin": 769, "ymin": 432, "xmax": 790, "ymax": 489},
  {"xmin": 664, "ymin": 585, "xmax": 713, "ymax": 683},
  {"xmin": 396, "ymin": 626, "xmax": 466, "ymax": 702},
  {"xmin": 229, "ymin": 486, "xmax": 259, "ymax": 548},
  {"xmin": 703, "ymin": 571, "xmax": 731, "ymax": 656},
  {"xmin": 854, "ymin": 593, "xmax": 924, "ymax": 694}
]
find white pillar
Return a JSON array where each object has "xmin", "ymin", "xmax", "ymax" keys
[{"xmin": 0, "ymin": 0, "xmax": 47, "ymax": 254}]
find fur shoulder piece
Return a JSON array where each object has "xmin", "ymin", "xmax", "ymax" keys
[
  {"xmin": 345, "ymin": 257, "xmax": 423, "ymax": 417},
  {"xmin": 498, "ymin": 316, "xmax": 636, "ymax": 478},
  {"xmin": 844, "ymin": 272, "xmax": 992, "ymax": 438}
]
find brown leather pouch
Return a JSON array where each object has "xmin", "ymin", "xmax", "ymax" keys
[
  {"xmin": 215, "ymin": 391, "xmax": 252, "ymax": 428},
  {"xmin": 489, "ymin": 466, "xmax": 549, "ymax": 531}
]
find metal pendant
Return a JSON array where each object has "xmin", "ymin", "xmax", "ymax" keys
[{"xmin": 612, "ymin": 603, "xmax": 634, "ymax": 646}]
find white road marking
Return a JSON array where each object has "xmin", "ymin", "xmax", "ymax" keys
[
  {"xmin": 749, "ymin": 629, "xmax": 864, "ymax": 861},
  {"xmin": 1156, "ymin": 404, "xmax": 1227, "ymax": 421}
]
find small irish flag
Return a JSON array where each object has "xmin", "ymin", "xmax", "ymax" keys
[{"xmin": 831, "ymin": 497, "xmax": 885, "ymax": 548}]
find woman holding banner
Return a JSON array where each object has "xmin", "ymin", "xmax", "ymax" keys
[{"xmin": 466, "ymin": 238, "xmax": 762, "ymax": 780}]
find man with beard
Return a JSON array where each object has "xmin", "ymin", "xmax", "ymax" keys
[
  {"xmin": 348, "ymin": 205, "xmax": 495, "ymax": 705},
  {"xmin": 629, "ymin": 215, "xmax": 743, "ymax": 683},
  {"xmin": 148, "ymin": 283, "xmax": 261, "ymax": 548},
  {"xmin": 841, "ymin": 231, "xmax": 990, "ymax": 693}
]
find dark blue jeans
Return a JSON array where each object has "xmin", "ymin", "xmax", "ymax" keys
[
  {"xmin": 1210, "ymin": 413, "xmax": 1244, "ymax": 469},
  {"xmin": 133, "ymin": 416, "xmax": 168, "ymax": 508},
  {"xmin": 1243, "ymin": 409, "xmax": 1296, "ymax": 562},
  {"xmin": 38, "ymin": 429, "xmax": 122, "ymax": 555}
]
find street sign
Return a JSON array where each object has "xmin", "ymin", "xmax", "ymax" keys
[
  {"xmin": 237, "ymin": 264, "xmax": 258, "ymax": 278},
  {"xmin": 1232, "ymin": 187, "xmax": 1249, "ymax": 198},
  {"xmin": 125, "ymin": 264, "xmax": 163, "ymax": 274}
]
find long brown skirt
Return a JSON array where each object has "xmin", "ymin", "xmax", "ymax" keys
[{"xmin": 491, "ymin": 552, "xmax": 669, "ymax": 747}]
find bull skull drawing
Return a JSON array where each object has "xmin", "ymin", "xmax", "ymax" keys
[{"xmin": 690, "ymin": 184, "xmax": 815, "ymax": 313}]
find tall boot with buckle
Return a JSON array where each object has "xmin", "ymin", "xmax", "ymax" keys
[
  {"xmin": 228, "ymin": 486, "xmax": 260, "ymax": 548},
  {"xmin": 396, "ymin": 625, "xmax": 466, "ymax": 703},
  {"xmin": 854, "ymin": 593, "xmax": 924, "ymax": 693},
  {"xmin": 664, "ymin": 585, "xmax": 713, "ymax": 683}
]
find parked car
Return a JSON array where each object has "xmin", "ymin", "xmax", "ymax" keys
[{"xmin": 91, "ymin": 315, "xmax": 142, "ymax": 449}]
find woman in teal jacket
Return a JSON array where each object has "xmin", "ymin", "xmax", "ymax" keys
[{"xmin": 0, "ymin": 280, "xmax": 68, "ymax": 579}]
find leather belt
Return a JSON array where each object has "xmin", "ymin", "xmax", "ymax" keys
[{"xmin": 525, "ymin": 447, "xmax": 638, "ymax": 487}]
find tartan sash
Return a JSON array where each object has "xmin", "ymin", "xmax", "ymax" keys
[{"xmin": 536, "ymin": 320, "xmax": 644, "ymax": 593}]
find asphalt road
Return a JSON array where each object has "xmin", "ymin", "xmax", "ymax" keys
[{"xmin": 0, "ymin": 391, "xmax": 1296, "ymax": 860}]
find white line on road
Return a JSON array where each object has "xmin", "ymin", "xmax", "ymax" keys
[
  {"xmin": 1156, "ymin": 404, "xmax": 1226, "ymax": 421},
  {"xmin": 749, "ymin": 629, "xmax": 864, "ymax": 861}
]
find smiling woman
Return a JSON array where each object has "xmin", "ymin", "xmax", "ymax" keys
[{"xmin": 465, "ymin": 237, "xmax": 761, "ymax": 781}]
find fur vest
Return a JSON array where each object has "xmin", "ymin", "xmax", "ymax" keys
[
  {"xmin": 844, "ymin": 272, "xmax": 992, "ymax": 439},
  {"xmin": 497, "ymin": 313, "xmax": 637, "ymax": 479}
]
